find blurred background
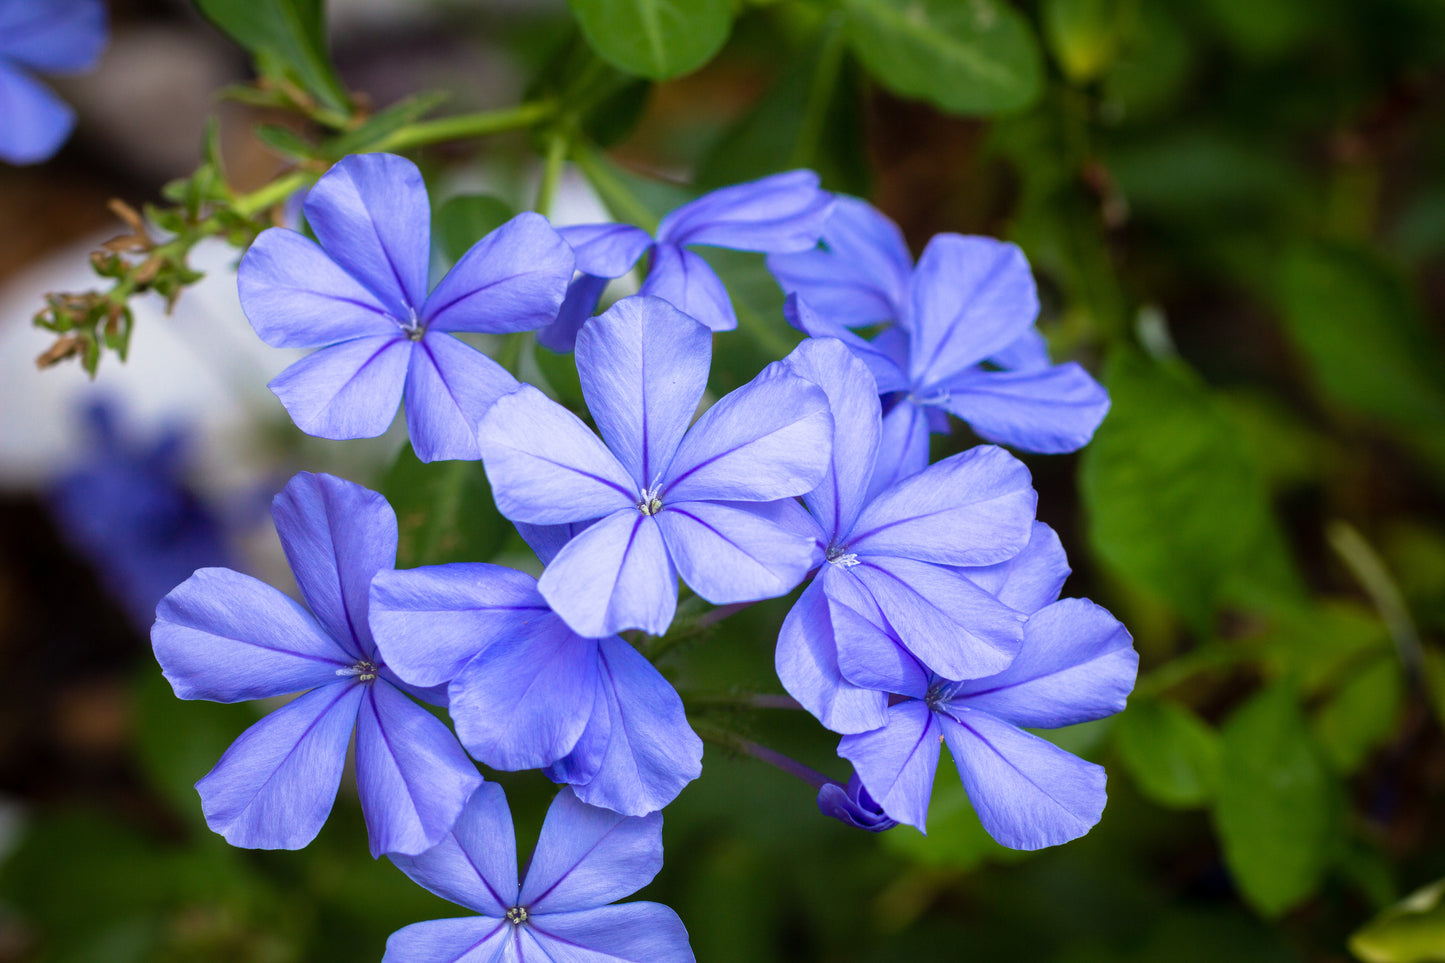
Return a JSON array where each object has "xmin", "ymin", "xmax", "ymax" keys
[{"xmin": 1, "ymin": 0, "xmax": 1444, "ymax": 959}]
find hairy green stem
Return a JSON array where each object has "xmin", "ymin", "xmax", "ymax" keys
[{"xmin": 372, "ymin": 100, "xmax": 558, "ymax": 154}]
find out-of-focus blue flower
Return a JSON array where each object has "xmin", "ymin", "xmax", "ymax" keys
[
  {"xmin": 478, "ymin": 295, "xmax": 833, "ymax": 638},
  {"xmin": 836, "ymin": 598, "xmax": 1137, "ymax": 849},
  {"xmin": 237, "ymin": 153, "xmax": 574, "ymax": 462},
  {"xmin": 536, "ymin": 171, "xmax": 833, "ymax": 351},
  {"xmin": 47, "ymin": 402, "xmax": 229, "ymax": 631},
  {"xmin": 770, "ymin": 199, "xmax": 1110, "ymax": 462},
  {"xmin": 151, "ymin": 472, "xmax": 481, "ymax": 857},
  {"xmin": 770, "ymin": 338, "xmax": 1037, "ymax": 735},
  {"xmin": 368, "ymin": 545, "xmax": 703, "ymax": 817},
  {"xmin": 817, "ymin": 772, "xmax": 897, "ymax": 833},
  {"xmin": 386, "ymin": 783, "xmax": 695, "ymax": 963},
  {"xmin": 0, "ymin": 0, "xmax": 105, "ymax": 164}
]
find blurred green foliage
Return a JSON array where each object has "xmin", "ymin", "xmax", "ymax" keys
[{"xmin": 5, "ymin": 0, "xmax": 1445, "ymax": 959}]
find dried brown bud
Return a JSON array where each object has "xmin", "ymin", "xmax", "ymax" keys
[{"xmin": 36, "ymin": 336, "xmax": 87, "ymax": 369}]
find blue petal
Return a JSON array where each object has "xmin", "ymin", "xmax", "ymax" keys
[
  {"xmin": 196, "ymin": 682, "xmax": 362, "ymax": 850},
  {"xmin": 958, "ymin": 521, "xmax": 1069, "ymax": 615},
  {"xmin": 768, "ymin": 195, "xmax": 912, "ymax": 327},
  {"xmin": 272, "ymin": 471, "xmax": 397, "ymax": 661},
  {"xmin": 638, "ymin": 244, "xmax": 737, "ymax": 332},
  {"xmin": 238, "ymin": 228, "xmax": 399, "ymax": 348},
  {"xmin": 557, "ymin": 223, "xmax": 654, "ymax": 277},
  {"xmin": 370, "ymin": 563, "xmax": 551, "ymax": 688},
  {"xmin": 516, "ymin": 520, "xmax": 598, "ymax": 567},
  {"xmin": 423, "ymin": 213, "xmax": 574, "ymax": 334},
  {"xmin": 0, "ymin": 61, "xmax": 73, "ymax": 165},
  {"xmin": 907, "ymin": 235, "xmax": 1038, "ymax": 389},
  {"xmin": 355, "ymin": 681, "xmax": 483, "ymax": 857},
  {"xmin": 543, "ymin": 670, "xmax": 612, "ymax": 792},
  {"xmin": 784, "ymin": 297, "xmax": 908, "ymax": 395},
  {"xmin": 662, "ymin": 373, "xmax": 832, "ymax": 503},
  {"xmin": 850, "ymin": 557, "xmax": 1024, "ymax": 681},
  {"xmin": 388, "ymin": 781, "xmax": 519, "ymax": 916},
  {"xmin": 656, "ymin": 500, "xmax": 818, "ymax": 604},
  {"xmin": 556, "ymin": 636, "xmax": 702, "ymax": 816},
  {"xmin": 577, "ymin": 296, "xmax": 711, "ymax": 490},
  {"xmin": 656, "ymin": 170, "xmax": 831, "ymax": 253},
  {"xmin": 537, "ymin": 510, "xmax": 676, "ymax": 638},
  {"xmin": 939, "ymin": 709, "xmax": 1107, "ymax": 850},
  {"xmin": 382, "ymin": 918, "xmax": 509, "ymax": 963},
  {"xmin": 304, "ymin": 154, "xmax": 431, "ymax": 317},
  {"xmin": 778, "ymin": 335, "xmax": 883, "ymax": 539},
  {"xmin": 267, "ymin": 335, "xmax": 411, "ymax": 440},
  {"xmin": 153, "ymin": 568, "xmax": 353, "ymax": 702},
  {"xmin": 0, "ymin": 0, "xmax": 106, "ymax": 72},
  {"xmin": 537, "ymin": 274, "xmax": 610, "ymax": 354},
  {"xmin": 936, "ymin": 362, "xmax": 1111, "ymax": 454},
  {"xmin": 837, "ymin": 701, "xmax": 940, "ymax": 833},
  {"xmin": 817, "ymin": 773, "xmax": 898, "ymax": 832},
  {"xmin": 864, "ymin": 399, "xmax": 931, "ymax": 503},
  {"xmin": 775, "ymin": 578, "xmax": 889, "ymax": 734},
  {"xmin": 527, "ymin": 904, "xmax": 695, "ymax": 963},
  {"xmin": 990, "ymin": 327, "xmax": 1051, "ymax": 372},
  {"xmin": 405, "ymin": 333, "xmax": 519, "ymax": 463},
  {"xmin": 478, "ymin": 385, "xmax": 636, "ymax": 524},
  {"xmin": 519, "ymin": 788, "xmax": 663, "ymax": 912},
  {"xmin": 947, "ymin": 598, "xmax": 1136, "ymax": 728},
  {"xmin": 824, "ymin": 564, "xmax": 931, "ymax": 697},
  {"xmin": 849, "ymin": 445, "xmax": 1036, "ymax": 566},
  {"xmin": 448, "ymin": 621, "xmax": 599, "ymax": 771}
]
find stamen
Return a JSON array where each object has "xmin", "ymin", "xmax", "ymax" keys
[
  {"xmin": 825, "ymin": 544, "xmax": 859, "ymax": 569},
  {"xmin": 637, "ymin": 488, "xmax": 663, "ymax": 516},
  {"xmin": 505, "ymin": 906, "xmax": 529, "ymax": 926},
  {"xmin": 336, "ymin": 660, "xmax": 381, "ymax": 683}
]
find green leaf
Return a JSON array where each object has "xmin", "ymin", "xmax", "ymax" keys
[
  {"xmin": 1350, "ymin": 879, "xmax": 1445, "ymax": 963},
  {"xmin": 1114, "ymin": 697, "xmax": 1222, "ymax": 809},
  {"xmin": 378, "ymin": 444, "xmax": 510, "ymax": 568},
  {"xmin": 842, "ymin": 0, "xmax": 1044, "ymax": 115},
  {"xmin": 1080, "ymin": 348, "xmax": 1300, "ymax": 627},
  {"xmin": 434, "ymin": 194, "xmax": 516, "ymax": 267},
  {"xmin": 566, "ymin": 0, "xmax": 734, "ymax": 80},
  {"xmin": 1312, "ymin": 654, "xmax": 1404, "ymax": 774},
  {"xmin": 1213, "ymin": 682, "xmax": 1338, "ymax": 917},
  {"xmin": 1277, "ymin": 243, "xmax": 1445, "ymax": 434},
  {"xmin": 193, "ymin": 0, "xmax": 349, "ymax": 111}
]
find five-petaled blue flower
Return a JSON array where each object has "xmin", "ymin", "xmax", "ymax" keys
[
  {"xmin": 237, "ymin": 152, "xmax": 574, "ymax": 462},
  {"xmin": 836, "ymin": 597, "xmax": 1136, "ymax": 849},
  {"xmin": 151, "ymin": 472, "xmax": 482, "ymax": 857},
  {"xmin": 368, "ymin": 531, "xmax": 703, "ymax": 816},
  {"xmin": 385, "ymin": 783, "xmax": 695, "ymax": 963},
  {"xmin": 478, "ymin": 294, "xmax": 833, "ymax": 638},
  {"xmin": 0, "ymin": 0, "xmax": 105, "ymax": 164},
  {"xmin": 769, "ymin": 338, "xmax": 1039, "ymax": 734},
  {"xmin": 769, "ymin": 197, "xmax": 1110, "ymax": 475},
  {"xmin": 536, "ymin": 170, "xmax": 833, "ymax": 351}
]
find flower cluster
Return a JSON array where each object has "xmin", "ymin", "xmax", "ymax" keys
[{"xmin": 151, "ymin": 152, "xmax": 1135, "ymax": 959}]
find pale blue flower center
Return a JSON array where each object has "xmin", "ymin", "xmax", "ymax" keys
[
  {"xmin": 825, "ymin": 544, "xmax": 859, "ymax": 568},
  {"xmin": 638, "ymin": 488, "xmax": 663, "ymax": 516},
  {"xmin": 506, "ymin": 905, "xmax": 529, "ymax": 926},
  {"xmin": 336, "ymin": 659, "xmax": 381, "ymax": 683}
]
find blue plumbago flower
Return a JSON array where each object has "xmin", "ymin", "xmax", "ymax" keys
[
  {"xmin": 768, "ymin": 195, "xmax": 1110, "ymax": 463},
  {"xmin": 368, "ymin": 545, "xmax": 703, "ymax": 816},
  {"xmin": 535, "ymin": 170, "xmax": 833, "ymax": 351},
  {"xmin": 151, "ymin": 472, "xmax": 481, "ymax": 856},
  {"xmin": 386, "ymin": 783, "xmax": 695, "ymax": 963},
  {"xmin": 48, "ymin": 401, "xmax": 229, "ymax": 631},
  {"xmin": 817, "ymin": 772, "xmax": 897, "ymax": 833},
  {"xmin": 238, "ymin": 153, "xmax": 574, "ymax": 462},
  {"xmin": 835, "ymin": 598, "xmax": 1136, "ymax": 848},
  {"xmin": 771, "ymin": 337, "xmax": 1038, "ymax": 735},
  {"xmin": 478, "ymin": 295, "xmax": 833, "ymax": 638},
  {"xmin": 0, "ymin": 0, "xmax": 105, "ymax": 164}
]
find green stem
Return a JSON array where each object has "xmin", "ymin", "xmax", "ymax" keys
[
  {"xmin": 1327, "ymin": 520, "xmax": 1425, "ymax": 682},
  {"xmin": 534, "ymin": 131, "xmax": 569, "ymax": 218},
  {"xmin": 233, "ymin": 170, "xmax": 313, "ymax": 219},
  {"xmin": 372, "ymin": 100, "xmax": 558, "ymax": 154},
  {"xmin": 571, "ymin": 144, "xmax": 660, "ymax": 232},
  {"xmin": 788, "ymin": 13, "xmax": 848, "ymax": 170}
]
